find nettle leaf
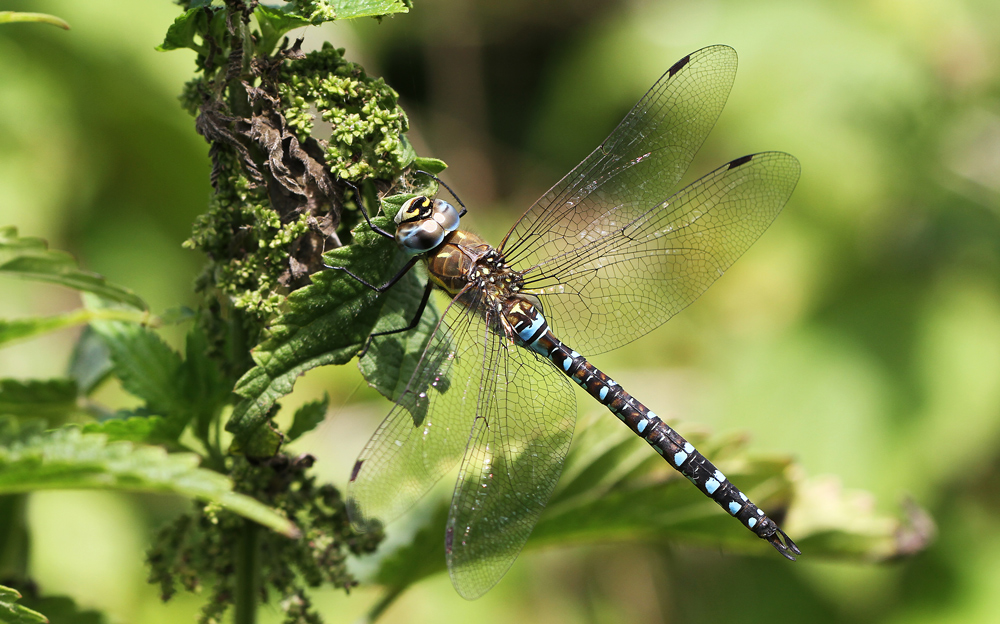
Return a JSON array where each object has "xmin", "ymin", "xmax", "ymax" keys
[
  {"xmin": 357, "ymin": 265, "xmax": 443, "ymax": 420},
  {"xmin": 255, "ymin": 5, "xmax": 310, "ymax": 55},
  {"xmin": 227, "ymin": 216, "xmax": 415, "ymax": 456},
  {"xmin": 89, "ymin": 319, "xmax": 232, "ymax": 443},
  {"xmin": 13, "ymin": 594, "xmax": 105, "ymax": 624},
  {"xmin": 67, "ymin": 327, "xmax": 114, "ymax": 396},
  {"xmin": 0, "ymin": 585, "xmax": 48, "ymax": 624},
  {"xmin": 0, "ymin": 427, "xmax": 297, "ymax": 536},
  {"xmin": 0, "ymin": 11, "xmax": 71, "ymax": 30},
  {"xmin": 81, "ymin": 415, "xmax": 175, "ymax": 445},
  {"xmin": 0, "ymin": 379, "xmax": 80, "ymax": 423},
  {"xmin": 0, "ymin": 307, "xmax": 147, "ymax": 350},
  {"xmin": 180, "ymin": 326, "xmax": 231, "ymax": 443},
  {"xmin": 288, "ymin": 0, "xmax": 410, "ymax": 24},
  {"xmin": 379, "ymin": 193, "xmax": 415, "ymax": 216},
  {"xmin": 411, "ymin": 157, "xmax": 448, "ymax": 176},
  {"xmin": 369, "ymin": 414, "xmax": 929, "ymax": 603},
  {"xmin": 286, "ymin": 395, "xmax": 329, "ymax": 441},
  {"xmin": 398, "ymin": 136, "xmax": 418, "ymax": 170},
  {"xmin": 156, "ymin": 5, "xmax": 225, "ymax": 54},
  {"xmin": 89, "ymin": 320, "xmax": 189, "ymax": 437},
  {"xmin": 0, "ymin": 227, "xmax": 145, "ymax": 310}
]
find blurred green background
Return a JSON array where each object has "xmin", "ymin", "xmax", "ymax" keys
[{"xmin": 3, "ymin": 0, "xmax": 1000, "ymax": 622}]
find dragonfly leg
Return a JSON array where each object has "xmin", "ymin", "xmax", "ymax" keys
[
  {"xmin": 324, "ymin": 256, "xmax": 420, "ymax": 292},
  {"xmin": 415, "ymin": 170, "xmax": 468, "ymax": 217},
  {"xmin": 357, "ymin": 279, "xmax": 434, "ymax": 357},
  {"xmin": 345, "ymin": 180, "xmax": 395, "ymax": 240}
]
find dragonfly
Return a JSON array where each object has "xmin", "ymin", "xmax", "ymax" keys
[{"xmin": 335, "ymin": 44, "xmax": 801, "ymax": 599}]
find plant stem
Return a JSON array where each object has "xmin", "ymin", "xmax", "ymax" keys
[
  {"xmin": 0, "ymin": 495, "xmax": 29, "ymax": 581},
  {"xmin": 234, "ymin": 520, "xmax": 260, "ymax": 624}
]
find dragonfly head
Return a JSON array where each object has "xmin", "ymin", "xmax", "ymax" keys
[{"xmin": 394, "ymin": 195, "xmax": 462, "ymax": 255}]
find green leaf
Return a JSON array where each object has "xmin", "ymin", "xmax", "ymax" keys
[
  {"xmin": 369, "ymin": 414, "xmax": 930, "ymax": 603},
  {"xmin": 380, "ymin": 193, "xmax": 416, "ymax": 216},
  {"xmin": 156, "ymin": 7, "xmax": 205, "ymax": 53},
  {"xmin": 178, "ymin": 326, "xmax": 231, "ymax": 444},
  {"xmin": 0, "ymin": 585, "xmax": 48, "ymax": 624},
  {"xmin": 89, "ymin": 320, "xmax": 190, "ymax": 437},
  {"xmin": 227, "ymin": 216, "xmax": 410, "ymax": 456},
  {"xmin": 81, "ymin": 415, "xmax": 175, "ymax": 445},
  {"xmin": 0, "ymin": 227, "xmax": 146, "ymax": 310},
  {"xmin": 67, "ymin": 327, "xmax": 114, "ymax": 396},
  {"xmin": 0, "ymin": 379, "xmax": 79, "ymax": 422},
  {"xmin": 156, "ymin": 6, "xmax": 225, "ymax": 53},
  {"xmin": 286, "ymin": 395, "xmax": 329, "ymax": 441},
  {"xmin": 0, "ymin": 427, "xmax": 297, "ymax": 536},
  {"xmin": 89, "ymin": 319, "xmax": 232, "ymax": 444},
  {"xmin": 288, "ymin": 0, "xmax": 409, "ymax": 24},
  {"xmin": 13, "ymin": 595, "xmax": 104, "ymax": 624},
  {"xmin": 411, "ymin": 157, "xmax": 448, "ymax": 176},
  {"xmin": 357, "ymin": 265, "xmax": 443, "ymax": 426},
  {"xmin": 255, "ymin": 5, "xmax": 311, "ymax": 55},
  {"xmin": 0, "ymin": 308, "xmax": 147, "ymax": 350},
  {"xmin": 0, "ymin": 11, "xmax": 70, "ymax": 30},
  {"xmin": 398, "ymin": 136, "xmax": 418, "ymax": 170}
]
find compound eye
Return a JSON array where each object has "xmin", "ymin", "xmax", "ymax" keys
[
  {"xmin": 396, "ymin": 219, "xmax": 445, "ymax": 254},
  {"xmin": 431, "ymin": 199, "xmax": 461, "ymax": 232},
  {"xmin": 395, "ymin": 196, "xmax": 431, "ymax": 224}
]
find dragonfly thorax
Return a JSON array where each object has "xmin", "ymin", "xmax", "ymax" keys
[
  {"xmin": 424, "ymin": 230, "xmax": 524, "ymax": 305},
  {"xmin": 394, "ymin": 195, "xmax": 461, "ymax": 254}
]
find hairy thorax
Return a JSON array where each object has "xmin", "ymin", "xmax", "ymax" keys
[{"xmin": 424, "ymin": 230, "xmax": 525, "ymax": 313}]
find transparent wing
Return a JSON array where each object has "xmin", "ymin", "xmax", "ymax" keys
[
  {"xmin": 347, "ymin": 292, "xmax": 488, "ymax": 529},
  {"xmin": 500, "ymin": 44, "xmax": 738, "ymax": 274},
  {"xmin": 446, "ymin": 329, "xmax": 576, "ymax": 599},
  {"xmin": 515, "ymin": 152, "xmax": 800, "ymax": 354}
]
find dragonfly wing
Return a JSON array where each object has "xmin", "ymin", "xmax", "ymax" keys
[
  {"xmin": 500, "ymin": 45, "xmax": 737, "ymax": 275},
  {"xmin": 519, "ymin": 151, "xmax": 800, "ymax": 354},
  {"xmin": 446, "ymin": 327, "xmax": 576, "ymax": 599},
  {"xmin": 348, "ymin": 294, "xmax": 490, "ymax": 529}
]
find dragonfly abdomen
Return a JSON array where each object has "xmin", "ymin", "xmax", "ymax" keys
[{"xmin": 506, "ymin": 296, "xmax": 800, "ymax": 559}]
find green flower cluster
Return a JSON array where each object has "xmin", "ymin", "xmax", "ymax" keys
[
  {"xmin": 278, "ymin": 43, "xmax": 412, "ymax": 180},
  {"xmin": 147, "ymin": 454, "xmax": 382, "ymax": 624},
  {"xmin": 185, "ymin": 152, "xmax": 313, "ymax": 318}
]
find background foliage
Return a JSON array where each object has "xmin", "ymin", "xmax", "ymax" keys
[{"xmin": 2, "ymin": 0, "xmax": 1000, "ymax": 622}]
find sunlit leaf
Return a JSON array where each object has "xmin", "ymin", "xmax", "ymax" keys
[
  {"xmin": 0, "ymin": 11, "xmax": 70, "ymax": 30},
  {"xmin": 255, "ymin": 5, "xmax": 310, "ymax": 54},
  {"xmin": 157, "ymin": 7, "xmax": 206, "ymax": 53},
  {"xmin": 12, "ymin": 594, "xmax": 104, "ymax": 624},
  {"xmin": 227, "ymin": 216, "xmax": 418, "ymax": 456},
  {"xmin": 81, "ymin": 415, "xmax": 175, "ymax": 445},
  {"xmin": 0, "ymin": 227, "xmax": 146, "ymax": 310},
  {"xmin": 411, "ymin": 157, "xmax": 448, "ymax": 176},
  {"xmin": 0, "ymin": 585, "xmax": 48, "ymax": 624},
  {"xmin": 0, "ymin": 427, "xmax": 297, "ymax": 536},
  {"xmin": 357, "ymin": 262, "xmax": 443, "ymax": 420},
  {"xmin": 287, "ymin": 0, "xmax": 410, "ymax": 24},
  {"xmin": 0, "ymin": 308, "xmax": 146, "ymax": 349}
]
